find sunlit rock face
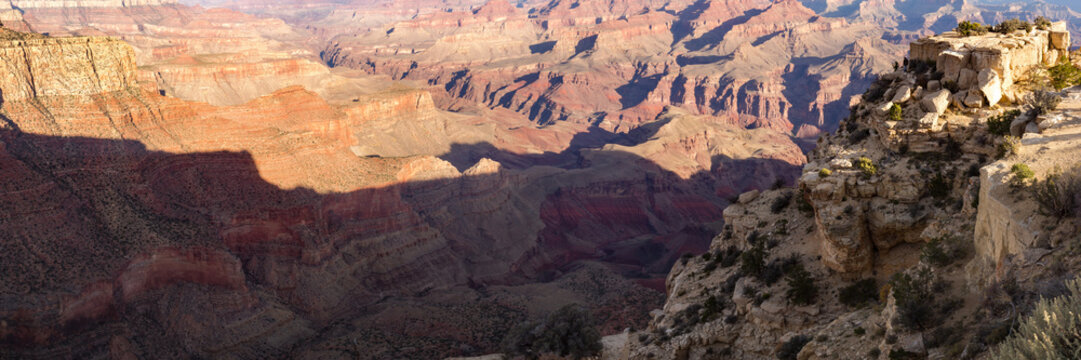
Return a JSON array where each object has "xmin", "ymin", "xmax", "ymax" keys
[{"xmin": 317, "ymin": 0, "xmax": 903, "ymax": 137}]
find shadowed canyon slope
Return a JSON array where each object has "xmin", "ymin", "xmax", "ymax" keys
[{"xmin": 0, "ymin": 28, "xmax": 803, "ymax": 358}]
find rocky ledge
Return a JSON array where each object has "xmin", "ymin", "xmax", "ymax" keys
[{"xmin": 622, "ymin": 21, "xmax": 1081, "ymax": 360}]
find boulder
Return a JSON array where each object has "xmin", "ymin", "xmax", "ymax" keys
[
  {"xmin": 1010, "ymin": 112, "xmax": 1032, "ymax": 136},
  {"xmin": 1050, "ymin": 31, "xmax": 1070, "ymax": 50},
  {"xmin": 921, "ymin": 89, "xmax": 950, "ymax": 114},
  {"xmin": 1025, "ymin": 121, "xmax": 1040, "ymax": 134},
  {"xmin": 899, "ymin": 333, "xmax": 926, "ymax": 355},
  {"xmin": 958, "ymin": 68, "xmax": 978, "ymax": 90},
  {"xmin": 829, "ymin": 158, "xmax": 853, "ymax": 169},
  {"xmin": 918, "ymin": 112, "xmax": 940, "ymax": 129},
  {"xmin": 891, "ymin": 85, "xmax": 912, "ymax": 104},
  {"xmin": 927, "ymin": 80, "xmax": 941, "ymax": 92},
  {"xmin": 738, "ymin": 190, "xmax": 760, "ymax": 204},
  {"xmin": 978, "ymin": 68, "xmax": 1003, "ymax": 106},
  {"xmin": 937, "ymin": 50, "xmax": 966, "ymax": 83},
  {"xmin": 964, "ymin": 90, "xmax": 983, "ymax": 108},
  {"xmin": 877, "ymin": 101, "xmax": 896, "ymax": 116},
  {"xmin": 1037, "ymin": 114, "xmax": 1062, "ymax": 131}
]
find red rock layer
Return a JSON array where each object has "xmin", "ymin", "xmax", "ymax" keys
[{"xmin": 0, "ymin": 32, "xmax": 804, "ymax": 357}]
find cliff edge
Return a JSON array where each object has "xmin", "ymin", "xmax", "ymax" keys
[{"xmin": 623, "ymin": 20, "xmax": 1081, "ymax": 360}]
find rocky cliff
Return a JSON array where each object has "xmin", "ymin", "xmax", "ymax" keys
[
  {"xmin": 622, "ymin": 22, "xmax": 1081, "ymax": 360},
  {"xmin": 0, "ymin": 33, "xmax": 137, "ymax": 101}
]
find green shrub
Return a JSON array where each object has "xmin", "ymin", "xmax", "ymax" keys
[
  {"xmin": 1027, "ymin": 89, "xmax": 1063, "ymax": 115},
  {"xmin": 987, "ymin": 110, "xmax": 1020, "ymax": 136},
  {"xmin": 888, "ymin": 103, "xmax": 903, "ymax": 121},
  {"xmin": 956, "ymin": 21, "xmax": 989, "ymax": 36},
  {"xmin": 992, "ymin": 18, "xmax": 1033, "ymax": 34},
  {"xmin": 921, "ymin": 237, "xmax": 952, "ymax": 267},
  {"xmin": 855, "ymin": 157, "xmax": 877, "ymax": 177},
  {"xmin": 1010, "ymin": 163, "xmax": 1035, "ymax": 188},
  {"xmin": 771, "ymin": 192, "xmax": 793, "ymax": 214},
  {"xmin": 785, "ymin": 264, "xmax": 818, "ymax": 306},
  {"xmin": 992, "ymin": 279, "xmax": 1081, "ymax": 360},
  {"xmin": 701, "ymin": 295, "xmax": 724, "ymax": 322},
  {"xmin": 819, "ymin": 168, "xmax": 832, "ymax": 177},
  {"xmin": 928, "ymin": 174, "xmax": 951, "ymax": 199},
  {"xmin": 776, "ymin": 335, "xmax": 812, "ymax": 360},
  {"xmin": 889, "ymin": 349, "xmax": 920, "ymax": 360},
  {"xmin": 839, "ymin": 278, "xmax": 878, "ymax": 308},
  {"xmin": 998, "ymin": 136, "xmax": 1022, "ymax": 159},
  {"xmin": 501, "ymin": 304, "xmax": 602, "ymax": 359},
  {"xmin": 1035, "ymin": 16, "xmax": 1053, "ymax": 30},
  {"xmin": 1048, "ymin": 61, "xmax": 1081, "ymax": 90},
  {"xmin": 890, "ymin": 267, "xmax": 937, "ymax": 330},
  {"xmin": 796, "ymin": 189, "xmax": 814, "ymax": 216},
  {"xmin": 739, "ymin": 243, "xmax": 767, "ymax": 277},
  {"xmin": 1031, "ymin": 165, "xmax": 1081, "ymax": 218}
]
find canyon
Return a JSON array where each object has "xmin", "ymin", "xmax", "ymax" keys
[
  {"xmin": 0, "ymin": 24, "xmax": 800, "ymax": 359},
  {"xmin": 0, "ymin": 0, "xmax": 1079, "ymax": 358}
]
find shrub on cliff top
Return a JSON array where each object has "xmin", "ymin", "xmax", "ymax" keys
[
  {"xmin": 956, "ymin": 21, "xmax": 989, "ymax": 37},
  {"xmin": 992, "ymin": 278, "xmax": 1081, "ymax": 360},
  {"xmin": 1035, "ymin": 16, "xmax": 1053, "ymax": 30},
  {"xmin": 888, "ymin": 103, "xmax": 903, "ymax": 122},
  {"xmin": 1026, "ymin": 89, "xmax": 1063, "ymax": 115},
  {"xmin": 1009, "ymin": 163, "xmax": 1035, "ymax": 188},
  {"xmin": 1031, "ymin": 165, "xmax": 1081, "ymax": 219},
  {"xmin": 992, "ymin": 18, "xmax": 1033, "ymax": 34},
  {"xmin": 501, "ymin": 304, "xmax": 602, "ymax": 359},
  {"xmin": 855, "ymin": 157, "xmax": 877, "ymax": 177},
  {"xmin": 1048, "ymin": 61, "xmax": 1081, "ymax": 91}
]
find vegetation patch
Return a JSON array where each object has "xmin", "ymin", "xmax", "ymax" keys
[
  {"xmin": 776, "ymin": 335, "xmax": 812, "ymax": 360},
  {"xmin": 992, "ymin": 279, "xmax": 1081, "ymax": 360},
  {"xmin": 1048, "ymin": 59, "xmax": 1081, "ymax": 90},
  {"xmin": 855, "ymin": 157, "xmax": 877, "ymax": 177},
  {"xmin": 991, "ymin": 18, "xmax": 1033, "ymax": 34},
  {"xmin": 987, "ymin": 110, "xmax": 1020, "ymax": 136},
  {"xmin": 1009, "ymin": 163, "xmax": 1035, "ymax": 188},
  {"xmin": 888, "ymin": 103, "xmax": 903, "ymax": 121},
  {"xmin": 1031, "ymin": 165, "xmax": 1081, "ymax": 218},
  {"xmin": 501, "ymin": 304, "xmax": 602, "ymax": 359},
  {"xmin": 889, "ymin": 267, "xmax": 938, "ymax": 330},
  {"xmin": 956, "ymin": 21, "xmax": 989, "ymax": 37},
  {"xmin": 1026, "ymin": 89, "xmax": 1062, "ymax": 115},
  {"xmin": 839, "ymin": 278, "xmax": 878, "ymax": 308},
  {"xmin": 784, "ymin": 264, "xmax": 818, "ymax": 306}
]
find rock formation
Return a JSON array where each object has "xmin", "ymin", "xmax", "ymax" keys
[{"xmin": 622, "ymin": 23, "xmax": 1081, "ymax": 360}]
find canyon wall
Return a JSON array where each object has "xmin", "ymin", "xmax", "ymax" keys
[{"xmin": 0, "ymin": 30, "xmax": 804, "ymax": 358}]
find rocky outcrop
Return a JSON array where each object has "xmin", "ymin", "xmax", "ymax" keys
[
  {"xmin": 0, "ymin": 34, "xmax": 137, "ymax": 100},
  {"xmin": 624, "ymin": 24, "xmax": 1081, "ymax": 360},
  {"xmin": 909, "ymin": 22, "xmax": 1071, "ymax": 107},
  {"xmin": 796, "ymin": 28, "xmax": 1069, "ymax": 274}
]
